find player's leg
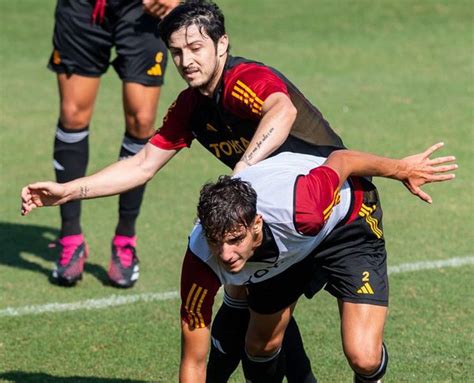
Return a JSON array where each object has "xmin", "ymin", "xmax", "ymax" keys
[
  {"xmin": 55, "ymin": 74, "xmax": 100, "ymax": 233},
  {"xmin": 106, "ymin": 82, "xmax": 159, "ymax": 288},
  {"xmin": 55, "ymin": 74, "xmax": 99, "ymax": 234},
  {"xmin": 339, "ymin": 302, "xmax": 388, "ymax": 383},
  {"xmin": 242, "ymin": 303, "xmax": 295, "ymax": 383},
  {"xmin": 48, "ymin": 0, "xmax": 111, "ymax": 286},
  {"xmin": 317, "ymin": 177, "xmax": 389, "ymax": 381},
  {"xmin": 108, "ymin": 3, "xmax": 168, "ymax": 287},
  {"xmin": 283, "ymin": 314, "xmax": 316, "ymax": 383},
  {"xmin": 206, "ymin": 286, "xmax": 249, "ymax": 382},
  {"xmin": 242, "ymin": 258, "xmax": 317, "ymax": 383},
  {"xmin": 207, "ymin": 286, "xmax": 316, "ymax": 383},
  {"xmin": 51, "ymin": 75, "xmax": 100, "ymax": 286}
]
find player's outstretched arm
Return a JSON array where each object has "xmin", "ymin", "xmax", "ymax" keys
[
  {"xmin": 325, "ymin": 142, "xmax": 458, "ymax": 204},
  {"xmin": 21, "ymin": 143, "xmax": 177, "ymax": 216}
]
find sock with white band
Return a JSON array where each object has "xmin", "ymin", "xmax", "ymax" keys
[
  {"xmin": 116, "ymin": 133, "xmax": 150, "ymax": 237},
  {"xmin": 54, "ymin": 122, "xmax": 89, "ymax": 237}
]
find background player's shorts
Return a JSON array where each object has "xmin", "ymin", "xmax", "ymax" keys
[
  {"xmin": 247, "ymin": 177, "xmax": 388, "ymax": 314},
  {"xmin": 48, "ymin": 0, "xmax": 168, "ymax": 86}
]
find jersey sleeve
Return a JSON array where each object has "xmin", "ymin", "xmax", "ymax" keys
[
  {"xmin": 294, "ymin": 165, "xmax": 340, "ymax": 236},
  {"xmin": 222, "ymin": 63, "xmax": 289, "ymax": 120},
  {"xmin": 149, "ymin": 89, "xmax": 198, "ymax": 150},
  {"xmin": 180, "ymin": 247, "xmax": 222, "ymax": 329}
]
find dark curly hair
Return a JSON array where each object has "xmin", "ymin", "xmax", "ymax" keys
[
  {"xmin": 197, "ymin": 175, "xmax": 257, "ymax": 243},
  {"xmin": 159, "ymin": 0, "xmax": 226, "ymax": 48}
]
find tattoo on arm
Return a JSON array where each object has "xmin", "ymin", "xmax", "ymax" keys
[
  {"xmin": 79, "ymin": 186, "xmax": 90, "ymax": 199},
  {"xmin": 245, "ymin": 127, "xmax": 275, "ymax": 164}
]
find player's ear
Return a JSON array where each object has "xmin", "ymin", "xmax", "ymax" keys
[
  {"xmin": 253, "ymin": 214, "xmax": 263, "ymax": 234},
  {"xmin": 217, "ymin": 34, "xmax": 229, "ymax": 57}
]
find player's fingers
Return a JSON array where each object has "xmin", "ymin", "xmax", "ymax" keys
[
  {"xmin": 27, "ymin": 182, "xmax": 50, "ymax": 190},
  {"xmin": 423, "ymin": 142, "xmax": 444, "ymax": 158},
  {"xmin": 427, "ymin": 156, "xmax": 456, "ymax": 165},
  {"xmin": 428, "ymin": 173, "xmax": 456, "ymax": 182},
  {"xmin": 21, "ymin": 186, "xmax": 32, "ymax": 200},
  {"xmin": 414, "ymin": 187, "xmax": 432, "ymax": 204},
  {"xmin": 431, "ymin": 164, "xmax": 458, "ymax": 173},
  {"xmin": 21, "ymin": 201, "xmax": 35, "ymax": 216}
]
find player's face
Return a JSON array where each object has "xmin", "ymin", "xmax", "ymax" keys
[
  {"xmin": 208, "ymin": 217, "xmax": 263, "ymax": 274},
  {"xmin": 168, "ymin": 24, "xmax": 228, "ymax": 96}
]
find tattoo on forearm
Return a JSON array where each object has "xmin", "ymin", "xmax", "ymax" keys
[
  {"xmin": 245, "ymin": 127, "xmax": 275, "ymax": 163},
  {"xmin": 79, "ymin": 186, "xmax": 90, "ymax": 199}
]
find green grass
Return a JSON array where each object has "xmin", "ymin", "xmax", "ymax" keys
[{"xmin": 1, "ymin": 0, "xmax": 473, "ymax": 381}]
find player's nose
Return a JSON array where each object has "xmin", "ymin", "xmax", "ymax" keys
[
  {"xmin": 220, "ymin": 243, "xmax": 236, "ymax": 263},
  {"xmin": 181, "ymin": 51, "xmax": 193, "ymax": 68}
]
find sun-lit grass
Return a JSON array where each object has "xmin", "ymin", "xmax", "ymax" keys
[{"xmin": 1, "ymin": 0, "xmax": 472, "ymax": 381}]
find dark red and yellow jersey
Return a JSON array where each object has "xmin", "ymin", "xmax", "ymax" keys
[{"xmin": 150, "ymin": 55, "xmax": 345, "ymax": 168}]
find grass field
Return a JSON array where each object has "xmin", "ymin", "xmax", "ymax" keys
[{"xmin": 1, "ymin": 0, "xmax": 473, "ymax": 382}]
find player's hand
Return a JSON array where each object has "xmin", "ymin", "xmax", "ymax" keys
[
  {"xmin": 21, "ymin": 182, "xmax": 68, "ymax": 216},
  {"xmin": 401, "ymin": 142, "xmax": 457, "ymax": 204},
  {"xmin": 142, "ymin": 0, "xmax": 179, "ymax": 18}
]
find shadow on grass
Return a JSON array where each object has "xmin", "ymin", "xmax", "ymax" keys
[
  {"xmin": 0, "ymin": 222, "xmax": 109, "ymax": 286},
  {"xmin": 0, "ymin": 371, "xmax": 150, "ymax": 382}
]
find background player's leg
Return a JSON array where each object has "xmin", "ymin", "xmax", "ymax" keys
[
  {"xmin": 107, "ymin": 82, "xmax": 160, "ymax": 288},
  {"xmin": 339, "ymin": 301, "xmax": 388, "ymax": 382},
  {"xmin": 53, "ymin": 73, "xmax": 100, "ymax": 285},
  {"xmin": 108, "ymin": 1, "xmax": 168, "ymax": 288},
  {"xmin": 117, "ymin": 82, "xmax": 159, "ymax": 235}
]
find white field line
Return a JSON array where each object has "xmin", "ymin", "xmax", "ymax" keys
[{"xmin": 1, "ymin": 256, "xmax": 473, "ymax": 318}]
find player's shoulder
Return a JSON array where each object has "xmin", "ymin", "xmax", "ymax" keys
[
  {"xmin": 224, "ymin": 59, "xmax": 279, "ymax": 85},
  {"xmin": 188, "ymin": 224, "xmax": 213, "ymax": 263}
]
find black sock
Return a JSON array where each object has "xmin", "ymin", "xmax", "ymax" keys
[
  {"xmin": 116, "ymin": 133, "xmax": 150, "ymax": 237},
  {"xmin": 206, "ymin": 295, "xmax": 249, "ymax": 382},
  {"xmin": 54, "ymin": 122, "xmax": 89, "ymax": 237},
  {"xmin": 284, "ymin": 316, "xmax": 317, "ymax": 383},
  {"xmin": 242, "ymin": 348, "xmax": 285, "ymax": 383}
]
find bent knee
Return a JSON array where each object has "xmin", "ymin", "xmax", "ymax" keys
[
  {"xmin": 245, "ymin": 334, "xmax": 283, "ymax": 358},
  {"xmin": 345, "ymin": 347, "xmax": 383, "ymax": 375}
]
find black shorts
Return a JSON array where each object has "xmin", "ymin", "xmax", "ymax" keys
[
  {"xmin": 247, "ymin": 177, "xmax": 388, "ymax": 314},
  {"xmin": 48, "ymin": 0, "xmax": 168, "ymax": 86}
]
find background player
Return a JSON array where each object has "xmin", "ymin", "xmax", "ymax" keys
[{"xmin": 48, "ymin": 0, "xmax": 178, "ymax": 288}]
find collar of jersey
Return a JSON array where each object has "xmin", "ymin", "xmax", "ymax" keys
[{"xmin": 248, "ymin": 221, "xmax": 279, "ymax": 263}]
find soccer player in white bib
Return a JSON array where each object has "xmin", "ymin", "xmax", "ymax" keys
[{"xmin": 178, "ymin": 143, "xmax": 457, "ymax": 382}]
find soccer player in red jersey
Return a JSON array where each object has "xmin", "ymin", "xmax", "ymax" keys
[
  {"xmin": 48, "ymin": 0, "xmax": 178, "ymax": 288},
  {"xmin": 38, "ymin": 0, "xmax": 340, "ymax": 380}
]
